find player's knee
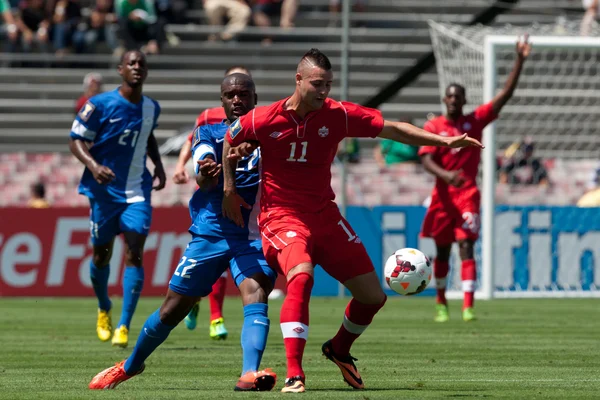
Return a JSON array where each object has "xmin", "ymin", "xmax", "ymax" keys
[
  {"xmin": 435, "ymin": 244, "xmax": 452, "ymax": 262},
  {"xmin": 125, "ymin": 250, "xmax": 144, "ymax": 267},
  {"xmin": 458, "ymin": 240, "xmax": 474, "ymax": 260},
  {"xmin": 92, "ymin": 247, "xmax": 112, "ymax": 267},
  {"xmin": 160, "ymin": 291, "xmax": 198, "ymax": 325},
  {"xmin": 285, "ymin": 262, "xmax": 313, "ymax": 282}
]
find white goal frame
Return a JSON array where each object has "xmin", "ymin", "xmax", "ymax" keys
[{"xmin": 480, "ymin": 35, "xmax": 600, "ymax": 299}]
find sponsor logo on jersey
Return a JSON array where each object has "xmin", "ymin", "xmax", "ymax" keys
[
  {"xmin": 78, "ymin": 101, "xmax": 95, "ymax": 122},
  {"xmin": 229, "ymin": 118, "xmax": 242, "ymax": 139},
  {"xmin": 286, "ymin": 231, "xmax": 297, "ymax": 238},
  {"xmin": 318, "ymin": 126, "xmax": 329, "ymax": 138},
  {"xmin": 270, "ymin": 131, "xmax": 282, "ymax": 139}
]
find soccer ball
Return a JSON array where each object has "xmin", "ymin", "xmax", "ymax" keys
[{"xmin": 384, "ymin": 248, "xmax": 432, "ymax": 295}]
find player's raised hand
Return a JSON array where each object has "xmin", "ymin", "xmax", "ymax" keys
[
  {"xmin": 445, "ymin": 133, "xmax": 484, "ymax": 149},
  {"xmin": 227, "ymin": 142, "xmax": 258, "ymax": 160},
  {"xmin": 222, "ymin": 190, "xmax": 252, "ymax": 228},
  {"xmin": 173, "ymin": 165, "xmax": 190, "ymax": 184},
  {"xmin": 516, "ymin": 33, "xmax": 531, "ymax": 59},
  {"xmin": 198, "ymin": 159, "xmax": 222, "ymax": 178},
  {"xmin": 91, "ymin": 164, "xmax": 116, "ymax": 185},
  {"xmin": 152, "ymin": 164, "xmax": 167, "ymax": 191}
]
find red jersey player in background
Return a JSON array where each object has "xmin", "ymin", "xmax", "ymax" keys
[
  {"xmin": 222, "ymin": 48, "xmax": 483, "ymax": 393},
  {"xmin": 172, "ymin": 65, "xmax": 252, "ymax": 340},
  {"xmin": 419, "ymin": 36, "xmax": 531, "ymax": 323}
]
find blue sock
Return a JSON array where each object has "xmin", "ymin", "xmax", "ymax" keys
[
  {"xmin": 90, "ymin": 262, "xmax": 111, "ymax": 311},
  {"xmin": 241, "ymin": 303, "xmax": 270, "ymax": 375},
  {"xmin": 124, "ymin": 309, "xmax": 175, "ymax": 375},
  {"xmin": 118, "ymin": 266, "xmax": 145, "ymax": 329}
]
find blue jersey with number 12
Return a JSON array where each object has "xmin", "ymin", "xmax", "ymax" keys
[
  {"xmin": 189, "ymin": 120, "xmax": 260, "ymax": 239},
  {"xmin": 70, "ymin": 88, "xmax": 161, "ymax": 203}
]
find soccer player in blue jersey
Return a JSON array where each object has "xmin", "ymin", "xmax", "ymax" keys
[
  {"xmin": 69, "ymin": 50, "xmax": 166, "ymax": 348},
  {"xmin": 89, "ymin": 73, "xmax": 278, "ymax": 392}
]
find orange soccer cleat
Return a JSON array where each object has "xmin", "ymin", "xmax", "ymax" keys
[
  {"xmin": 322, "ymin": 339, "xmax": 364, "ymax": 389},
  {"xmin": 234, "ymin": 368, "xmax": 277, "ymax": 391},
  {"xmin": 89, "ymin": 360, "xmax": 144, "ymax": 390}
]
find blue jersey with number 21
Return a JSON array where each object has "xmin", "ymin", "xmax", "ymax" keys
[{"xmin": 70, "ymin": 88, "xmax": 161, "ymax": 203}]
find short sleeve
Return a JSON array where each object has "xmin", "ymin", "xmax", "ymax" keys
[
  {"xmin": 342, "ymin": 102, "xmax": 385, "ymax": 138},
  {"xmin": 195, "ymin": 109, "xmax": 208, "ymax": 128},
  {"xmin": 473, "ymin": 102, "xmax": 498, "ymax": 127},
  {"xmin": 192, "ymin": 126, "xmax": 216, "ymax": 175},
  {"xmin": 70, "ymin": 99, "xmax": 102, "ymax": 142},
  {"xmin": 225, "ymin": 111, "xmax": 256, "ymax": 146},
  {"xmin": 418, "ymin": 120, "xmax": 439, "ymax": 157}
]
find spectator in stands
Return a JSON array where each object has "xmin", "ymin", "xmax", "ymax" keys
[
  {"xmin": 29, "ymin": 181, "xmax": 50, "ymax": 208},
  {"xmin": 329, "ymin": 0, "xmax": 366, "ymax": 28},
  {"xmin": 1, "ymin": 0, "xmax": 20, "ymax": 53},
  {"xmin": 499, "ymin": 138, "xmax": 549, "ymax": 186},
  {"xmin": 74, "ymin": 72, "xmax": 103, "ymax": 114},
  {"xmin": 374, "ymin": 118, "xmax": 420, "ymax": 169},
  {"xmin": 252, "ymin": 0, "xmax": 298, "ymax": 45},
  {"xmin": 48, "ymin": 0, "xmax": 81, "ymax": 56},
  {"xmin": 580, "ymin": 0, "xmax": 598, "ymax": 36},
  {"xmin": 12, "ymin": 0, "xmax": 51, "ymax": 54},
  {"xmin": 154, "ymin": 0, "xmax": 183, "ymax": 46},
  {"xmin": 115, "ymin": 0, "xmax": 164, "ymax": 54},
  {"xmin": 203, "ymin": 0, "xmax": 250, "ymax": 42},
  {"xmin": 72, "ymin": 0, "xmax": 120, "ymax": 55},
  {"xmin": 577, "ymin": 161, "xmax": 600, "ymax": 207}
]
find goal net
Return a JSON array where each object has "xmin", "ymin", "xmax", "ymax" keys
[{"xmin": 428, "ymin": 20, "xmax": 600, "ymax": 298}]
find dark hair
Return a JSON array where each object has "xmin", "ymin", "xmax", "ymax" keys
[
  {"xmin": 445, "ymin": 83, "xmax": 466, "ymax": 97},
  {"xmin": 224, "ymin": 65, "xmax": 251, "ymax": 77},
  {"xmin": 301, "ymin": 48, "xmax": 332, "ymax": 71},
  {"xmin": 31, "ymin": 182, "xmax": 46, "ymax": 198}
]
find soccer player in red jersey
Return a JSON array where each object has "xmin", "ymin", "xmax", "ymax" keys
[
  {"xmin": 221, "ymin": 48, "xmax": 483, "ymax": 393},
  {"xmin": 173, "ymin": 66, "xmax": 251, "ymax": 340},
  {"xmin": 419, "ymin": 36, "xmax": 531, "ymax": 323}
]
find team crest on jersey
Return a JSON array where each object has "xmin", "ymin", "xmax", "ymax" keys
[
  {"xmin": 270, "ymin": 131, "xmax": 282, "ymax": 139},
  {"xmin": 463, "ymin": 122, "xmax": 472, "ymax": 131},
  {"xmin": 229, "ymin": 118, "xmax": 242, "ymax": 139},
  {"xmin": 318, "ymin": 126, "xmax": 329, "ymax": 138},
  {"xmin": 78, "ymin": 101, "xmax": 95, "ymax": 122}
]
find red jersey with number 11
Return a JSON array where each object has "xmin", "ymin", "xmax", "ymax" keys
[{"xmin": 226, "ymin": 97, "xmax": 384, "ymax": 213}]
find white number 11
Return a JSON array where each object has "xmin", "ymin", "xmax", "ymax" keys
[{"xmin": 287, "ymin": 141, "xmax": 308, "ymax": 162}]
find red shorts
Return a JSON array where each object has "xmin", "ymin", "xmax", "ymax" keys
[
  {"xmin": 259, "ymin": 203, "xmax": 375, "ymax": 283},
  {"xmin": 421, "ymin": 185, "xmax": 480, "ymax": 245}
]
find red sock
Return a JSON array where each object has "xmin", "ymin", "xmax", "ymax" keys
[
  {"xmin": 209, "ymin": 275, "xmax": 227, "ymax": 321},
  {"xmin": 461, "ymin": 259, "xmax": 476, "ymax": 310},
  {"xmin": 331, "ymin": 296, "xmax": 387, "ymax": 357},
  {"xmin": 434, "ymin": 259, "xmax": 449, "ymax": 305},
  {"xmin": 280, "ymin": 272, "xmax": 313, "ymax": 379}
]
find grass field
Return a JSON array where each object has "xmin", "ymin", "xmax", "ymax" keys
[{"xmin": 0, "ymin": 297, "xmax": 599, "ymax": 399}]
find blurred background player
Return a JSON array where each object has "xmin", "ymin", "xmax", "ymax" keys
[
  {"xmin": 28, "ymin": 181, "xmax": 50, "ymax": 208},
  {"xmin": 69, "ymin": 50, "xmax": 165, "ymax": 347},
  {"xmin": 172, "ymin": 65, "xmax": 251, "ymax": 340},
  {"xmin": 223, "ymin": 48, "xmax": 483, "ymax": 393},
  {"xmin": 89, "ymin": 73, "xmax": 278, "ymax": 392},
  {"xmin": 419, "ymin": 36, "xmax": 531, "ymax": 323},
  {"xmin": 74, "ymin": 72, "xmax": 104, "ymax": 115}
]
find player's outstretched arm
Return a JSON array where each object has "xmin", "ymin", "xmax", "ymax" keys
[
  {"xmin": 222, "ymin": 139, "xmax": 251, "ymax": 228},
  {"xmin": 69, "ymin": 138, "xmax": 115, "ymax": 185},
  {"xmin": 173, "ymin": 136, "xmax": 192, "ymax": 184},
  {"xmin": 196, "ymin": 156, "xmax": 221, "ymax": 192},
  {"xmin": 147, "ymin": 132, "xmax": 166, "ymax": 191},
  {"xmin": 378, "ymin": 120, "xmax": 483, "ymax": 149},
  {"xmin": 491, "ymin": 34, "xmax": 531, "ymax": 114}
]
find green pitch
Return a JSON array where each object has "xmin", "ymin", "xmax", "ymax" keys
[{"xmin": 0, "ymin": 297, "xmax": 598, "ymax": 399}]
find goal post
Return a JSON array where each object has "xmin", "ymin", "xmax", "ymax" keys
[{"xmin": 429, "ymin": 21, "xmax": 600, "ymax": 299}]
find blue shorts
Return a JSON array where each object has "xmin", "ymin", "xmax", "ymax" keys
[
  {"xmin": 169, "ymin": 235, "xmax": 276, "ymax": 298},
  {"xmin": 88, "ymin": 199, "xmax": 152, "ymax": 246}
]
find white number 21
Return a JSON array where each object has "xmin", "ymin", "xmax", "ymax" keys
[
  {"xmin": 287, "ymin": 141, "xmax": 308, "ymax": 162},
  {"xmin": 118, "ymin": 129, "xmax": 140, "ymax": 147}
]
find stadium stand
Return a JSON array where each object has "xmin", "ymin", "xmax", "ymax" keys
[{"xmin": 0, "ymin": 0, "xmax": 595, "ymax": 206}]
